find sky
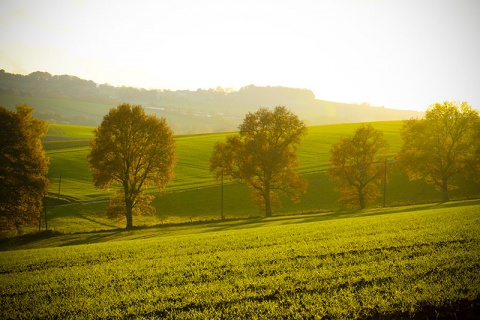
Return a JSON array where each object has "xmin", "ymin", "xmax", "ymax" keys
[{"xmin": 0, "ymin": 0, "xmax": 479, "ymax": 111}]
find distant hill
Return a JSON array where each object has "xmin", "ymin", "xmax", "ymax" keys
[{"xmin": 0, "ymin": 69, "xmax": 422, "ymax": 134}]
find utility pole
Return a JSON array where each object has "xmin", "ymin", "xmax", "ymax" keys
[
  {"xmin": 221, "ymin": 169, "xmax": 225, "ymax": 220},
  {"xmin": 39, "ymin": 199, "xmax": 42, "ymax": 232},
  {"xmin": 44, "ymin": 194, "xmax": 47, "ymax": 230},
  {"xmin": 383, "ymin": 158, "xmax": 387, "ymax": 207},
  {"xmin": 58, "ymin": 174, "xmax": 62, "ymax": 199}
]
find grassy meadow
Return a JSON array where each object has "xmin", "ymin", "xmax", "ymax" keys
[
  {"xmin": 1, "ymin": 200, "xmax": 479, "ymax": 318},
  {"xmin": 41, "ymin": 121, "xmax": 480, "ymax": 233},
  {"xmin": 2, "ymin": 121, "xmax": 479, "ymax": 319},
  {"xmin": 45, "ymin": 121, "xmax": 405, "ymax": 193}
]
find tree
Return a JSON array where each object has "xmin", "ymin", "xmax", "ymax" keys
[
  {"xmin": 466, "ymin": 120, "xmax": 480, "ymax": 182},
  {"xmin": 397, "ymin": 101, "xmax": 479, "ymax": 202},
  {"xmin": 327, "ymin": 124, "xmax": 388, "ymax": 209},
  {"xmin": 88, "ymin": 103, "xmax": 177, "ymax": 229},
  {"xmin": 210, "ymin": 106, "xmax": 308, "ymax": 217},
  {"xmin": 0, "ymin": 105, "xmax": 49, "ymax": 233}
]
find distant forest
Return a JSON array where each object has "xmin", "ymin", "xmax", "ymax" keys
[{"xmin": 0, "ymin": 70, "xmax": 422, "ymax": 134}]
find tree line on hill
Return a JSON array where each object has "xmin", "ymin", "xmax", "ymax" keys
[
  {"xmin": 0, "ymin": 69, "xmax": 423, "ymax": 134},
  {"xmin": 1, "ymin": 101, "xmax": 479, "ymax": 233}
]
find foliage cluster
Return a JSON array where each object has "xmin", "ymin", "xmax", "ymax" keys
[
  {"xmin": 327, "ymin": 124, "xmax": 388, "ymax": 209},
  {"xmin": 88, "ymin": 104, "xmax": 177, "ymax": 229},
  {"xmin": 397, "ymin": 101, "xmax": 480, "ymax": 202},
  {"xmin": 0, "ymin": 105, "xmax": 49, "ymax": 233},
  {"xmin": 329, "ymin": 101, "xmax": 480, "ymax": 209},
  {"xmin": 1, "ymin": 201, "xmax": 479, "ymax": 318},
  {"xmin": 211, "ymin": 106, "xmax": 308, "ymax": 217}
]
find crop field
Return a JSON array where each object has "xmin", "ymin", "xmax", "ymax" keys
[
  {"xmin": 38, "ymin": 121, "xmax": 480, "ymax": 232},
  {"xmin": 46, "ymin": 124, "xmax": 95, "ymax": 139},
  {"xmin": 39, "ymin": 121, "xmax": 480, "ymax": 232},
  {"xmin": 44, "ymin": 121, "xmax": 403, "ymax": 200},
  {"xmin": 1, "ymin": 200, "xmax": 479, "ymax": 318},
  {"xmin": 297, "ymin": 121, "xmax": 404, "ymax": 172}
]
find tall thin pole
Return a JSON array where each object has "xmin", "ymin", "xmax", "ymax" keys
[
  {"xmin": 39, "ymin": 197, "xmax": 42, "ymax": 232},
  {"xmin": 383, "ymin": 158, "xmax": 387, "ymax": 207},
  {"xmin": 44, "ymin": 194, "xmax": 47, "ymax": 230},
  {"xmin": 58, "ymin": 174, "xmax": 62, "ymax": 199},
  {"xmin": 221, "ymin": 170, "xmax": 224, "ymax": 220}
]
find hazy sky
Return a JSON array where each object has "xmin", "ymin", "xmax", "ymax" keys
[{"xmin": 1, "ymin": 0, "xmax": 479, "ymax": 111}]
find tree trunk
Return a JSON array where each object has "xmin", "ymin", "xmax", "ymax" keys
[
  {"xmin": 264, "ymin": 190, "xmax": 272, "ymax": 217},
  {"xmin": 358, "ymin": 187, "xmax": 366, "ymax": 209},
  {"xmin": 125, "ymin": 198, "xmax": 134, "ymax": 229},
  {"xmin": 441, "ymin": 177, "xmax": 450, "ymax": 202}
]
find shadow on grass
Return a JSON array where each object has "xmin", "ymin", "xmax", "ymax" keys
[
  {"xmin": 57, "ymin": 228, "xmax": 125, "ymax": 247},
  {"xmin": 201, "ymin": 198, "xmax": 480, "ymax": 233},
  {"xmin": 2, "ymin": 199, "xmax": 479, "ymax": 251},
  {"xmin": 75, "ymin": 212, "xmax": 119, "ymax": 229},
  {"xmin": 0, "ymin": 230, "xmax": 65, "ymax": 251}
]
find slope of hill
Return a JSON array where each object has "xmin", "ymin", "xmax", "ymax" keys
[
  {"xmin": 0, "ymin": 70, "xmax": 423, "ymax": 134},
  {"xmin": 44, "ymin": 121, "xmax": 405, "ymax": 200},
  {"xmin": 36, "ymin": 121, "xmax": 480, "ymax": 234},
  {"xmin": 1, "ymin": 200, "xmax": 479, "ymax": 319}
]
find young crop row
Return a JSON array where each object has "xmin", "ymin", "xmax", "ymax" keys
[{"xmin": 1, "ymin": 201, "xmax": 479, "ymax": 318}]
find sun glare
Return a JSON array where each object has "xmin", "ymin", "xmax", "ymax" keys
[{"xmin": 0, "ymin": 0, "xmax": 479, "ymax": 111}]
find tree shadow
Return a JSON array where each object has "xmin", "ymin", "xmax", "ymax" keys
[
  {"xmin": 57, "ymin": 228, "xmax": 125, "ymax": 247},
  {"xmin": 284, "ymin": 198, "xmax": 480, "ymax": 226},
  {"xmin": 75, "ymin": 212, "xmax": 119, "ymax": 229},
  {"xmin": 2, "ymin": 199, "xmax": 478, "ymax": 250},
  {"xmin": 201, "ymin": 198, "xmax": 480, "ymax": 233},
  {"xmin": 0, "ymin": 230, "xmax": 65, "ymax": 251}
]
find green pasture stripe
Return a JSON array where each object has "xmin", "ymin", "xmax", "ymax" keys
[
  {"xmin": 43, "ymin": 140, "xmax": 90, "ymax": 150},
  {"xmin": 47, "ymin": 124, "xmax": 95, "ymax": 139}
]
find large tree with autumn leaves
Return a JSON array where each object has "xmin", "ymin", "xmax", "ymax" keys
[
  {"xmin": 397, "ymin": 101, "xmax": 479, "ymax": 202},
  {"xmin": 327, "ymin": 124, "xmax": 389, "ymax": 209},
  {"xmin": 88, "ymin": 104, "xmax": 177, "ymax": 229},
  {"xmin": 0, "ymin": 105, "xmax": 50, "ymax": 233},
  {"xmin": 210, "ymin": 106, "xmax": 308, "ymax": 217}
]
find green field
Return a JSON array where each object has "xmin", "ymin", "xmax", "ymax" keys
[
  {"xmin": 40, "ymin": 121, "xmax": 480, "ymax": 234},
  {"xmin": 44, "ymin": 121, "xmax": 406, "ymax": 200},
  {"xmin": 2, "ymin": 121, "xmax": 480, "ymax": 318},
  {"xmin": 1, "ymin": 200, "xmax": 479, "ymax": 318}
]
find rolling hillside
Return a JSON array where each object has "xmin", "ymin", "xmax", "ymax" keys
[
  {"xmin": 0, "ymin": 70, "xmax": 423, "ymax": 134},
  {"xmin": 44, "ymin": 121, "xmax": 404, "ymax": 200},
  {"xmin": 1, "ymin": 200, "xmax": 479, "ymax": 318},
  {"xmin": 2, "ymin": 120, "xmax": 479, "ymax": 319},
  {"xmin": 38, "ymin": 121, "xmax": 480, "ymax": 233}
]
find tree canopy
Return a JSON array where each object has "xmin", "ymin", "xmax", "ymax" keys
[
  {"xmin": 210, "ymin": 106, "xmax": 308, "ymax": 217},
  {"xmin": 0, "ymin": 105, "xmax": 49, "ymax": 233},
  {"xmin": 397, "ymin": 101, "xmax": 479, "ymax": 202},
  {"xmin": 88, "ymin": 103, "xmax": 177, "ymax": 229},
  {"xmin": 466, "ymin": 121, "xmax": 480, "ymax": 183},
  {"xmin": 327, "ymin": 124, "xmax": 388, "ymax": 209}
]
